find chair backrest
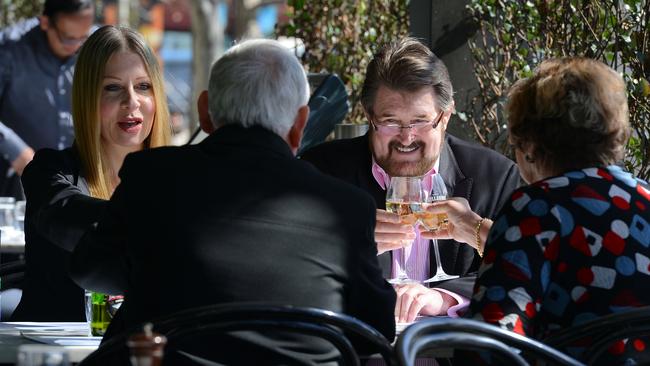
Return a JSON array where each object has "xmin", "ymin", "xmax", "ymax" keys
[
  {"xmin": 298, "ymin": 73, "xmax": 349, "ymax": 156},
  {"xmin": 404, "ymin": 331, "xmax": 529, "ymax": 366},
  {"xmin": 0, "ymin": 258, "xmax": 26, "ymax": 278},
  {"xmin": 396, "ymin": 317, "xmax": 584, "ymax": 366},
  {"xmin": 544, "ymin": 306, "xmax": 650, "ymax": 364},
  {"xmin": 81, "ymin": 303, "xmax": 396, "ymax": 366},
  {"xmin": 0, "ymin": 259, "xmax": 25, "ymax": 320}
]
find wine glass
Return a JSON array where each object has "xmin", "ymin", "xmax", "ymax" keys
[
  {"xmin": 422, "ymin": 173, "xmax": 459, "ymax": 283},
  {"xmin": 385, "ymin": 176, "xmax": 424, "ymax": 284}
]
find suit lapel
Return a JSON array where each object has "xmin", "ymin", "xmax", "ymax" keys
[{"xmin": 439, "ymin": 136, "xmax": 472, "ymax": 199}]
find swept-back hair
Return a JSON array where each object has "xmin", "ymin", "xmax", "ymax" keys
[
  {"xmin": 207, "ymin": 39, "xmax": 309, "ymax": 137},
  {"xmin": 361, "ymin": 37, "xmax": 454, "ymax": 116},
  {"xmin": 72, "ymin": 25, "xmax": 170, "ymax": 199}
]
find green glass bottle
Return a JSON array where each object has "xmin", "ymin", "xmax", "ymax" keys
[{"xmin": 90, "ymin": 292, "xmax": 111, "ymax": 336}]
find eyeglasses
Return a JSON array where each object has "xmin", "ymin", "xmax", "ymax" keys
[
  {"xmin": 370, "ymin": 111, "xmax": 445, "ymax": 136},
  {"xmin": 51, "ymin": 23, "xmax": 88, "ymax": 46}
]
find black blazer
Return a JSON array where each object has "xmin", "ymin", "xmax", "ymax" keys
[
  {"xmin": 71, "ymin": 125, "xmax": 396, "ymax": 364},
  {"xmin": 300, "ymin": 133, "xmax": 521, "ymax": 297},
  {"xmin": 12, "ymin": 147, "xmax": 106, "ymax": 321}
]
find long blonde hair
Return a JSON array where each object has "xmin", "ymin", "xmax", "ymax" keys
[{"xmin": 72, "ymin": 25, "xmax": 171, "ymax": 199}]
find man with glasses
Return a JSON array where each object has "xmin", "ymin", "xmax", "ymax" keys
[
  {"xmin": 0, "ymin": 0, "xmax": 94, "ymax": 198},
  {"xmin": 301, "ymin": 37, "xmax": 521, "ymax": 322}
]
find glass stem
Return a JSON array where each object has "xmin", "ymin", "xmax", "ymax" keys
[
  {"xmin": 400, "ymin": 246, "xmax": 406, "ymax": 278},
  {"xmin": 432, "ymin": 239, "xmax": 445, "ymax": 274}
]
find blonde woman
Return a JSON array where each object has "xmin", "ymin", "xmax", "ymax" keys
[{"xmin": 12, "ymin": 25, "xmax": 171, "ymax": 321}]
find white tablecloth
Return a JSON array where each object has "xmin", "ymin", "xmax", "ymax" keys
[{"xmin": 0, "ymin": 322, "xmax": 99, "ymax": 364}]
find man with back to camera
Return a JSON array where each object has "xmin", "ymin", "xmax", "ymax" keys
[
  {"xmin": 68, "ymin": 38, "xmax": 396, "ymax": 364},
  {"xmin": 0, "ymin": 0, "xmax": 94, "ymax": 197},
  {"xmin": 301, "ymin": 37, "xmax": 521, "ymax": 323}
]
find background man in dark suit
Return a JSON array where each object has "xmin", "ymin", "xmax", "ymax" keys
[
  {"xmin": 70, "ymin": 38, "xmax": 395, "ymax": 364},
  {"xmin": 301, "ymin": 37, "xmax": 521, "ymax": 323},
  {"xmin": 0, "ymin": 0, "xmax": 95, "ymax": 198}
]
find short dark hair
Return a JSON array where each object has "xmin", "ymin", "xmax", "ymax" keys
[
  {"xmin": 43, "ymin": 0, "xmax": 94, "ymax": 19},
  {"xmin": 360, "ymin": 37, "xmax": 454, "ymax": 116}
]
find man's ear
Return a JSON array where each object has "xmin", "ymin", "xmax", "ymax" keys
[
  {"xmin": 287, "ymin": 105, "xmax": 309, "ymax": 155},
  {"xmin": 440, "ymin": 101, "xmax": 455, "ymax": 132},
  {"xmin": 39, "ymin": 16, "xmax": 50, "ymax": 31},
  {"xmin": 197, "ymin": 90, "xmax": 215, "ymax": 134}
]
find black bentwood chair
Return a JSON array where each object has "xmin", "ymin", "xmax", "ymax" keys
[
  {"xmin": 81, "ymin": 303, "xmax": 396, "ymax": 366},
  {"xmin": 0, "ymin": 258, "xmax": 25, "ymax": 286},
  {"xmin": 543, "ymin": 306, "xmax": 650, "ymax": 365},
  {"xmin": 395, "ymin": 317, "xmax": 584, "ymax": 366},
  {"xmin": 0, "ymin": 259, "xmax": 25, "ymax": 319}
]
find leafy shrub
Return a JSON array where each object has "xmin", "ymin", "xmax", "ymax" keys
[
  {"xmin": 465, "ymin": 0, "xmax": 650, "ymax": 179},
  {"xmin": 0, "ymin": 0, "xmax": 41, "ymax": 27},
  {"xmin": 278, "ymin": 0, "xmax": 410, "ymax": 124}
]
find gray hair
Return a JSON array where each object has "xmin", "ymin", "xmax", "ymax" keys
[{"xmin": 208, "ymin": 39, "xmax": 309, "ymax": 137}]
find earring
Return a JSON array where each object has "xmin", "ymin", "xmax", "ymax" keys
[{"xmin": 525, "ymin": 154, "xmax": 535, "ymax": 163}]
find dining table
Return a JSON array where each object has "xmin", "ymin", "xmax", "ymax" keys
[
  {"xmin": 0, "ymin": 228, "xmax": 25, "ymax": 254},
  {"xmin": 0, "ymin": 318, "xmax": 451, "ymax": 365},
  {"xmin": 0, "ymin": 322, "xmax": 100, "ymax": 364}
]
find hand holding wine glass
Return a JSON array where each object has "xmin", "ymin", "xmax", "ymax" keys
[
  {"xmin": 374, "ymin": 209, "xmax": 417, "ymax": 255},
  {"xmin": 420, "ymin": 197, "xmax": 488, "ymax": 252},
  {"xmin": 421, "ymin": 173, "xmax": 459, "ymax": 283}
]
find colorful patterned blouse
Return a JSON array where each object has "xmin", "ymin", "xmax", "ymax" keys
[{"xmin": 468, "ymin": 165, "xmax": 650, "ymax": 364}]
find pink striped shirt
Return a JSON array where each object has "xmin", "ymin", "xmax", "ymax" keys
[{"xmin": 371, "ymin": 160, "xmax": 469, "ymax": 316}]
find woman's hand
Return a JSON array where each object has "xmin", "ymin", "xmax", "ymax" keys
[{"xmin": 421, "ymin": 197, "xmax": 488, "ymax": 252}]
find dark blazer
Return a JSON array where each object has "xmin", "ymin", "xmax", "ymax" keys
[
  {"xmin": 300, "ymin": 133, "xmax": 521, "ymax": 297},
  {"xmin": 71, "ymin": 125, "xmax": 396, "ymax": 364},
  {"xmin": 12, "ymin": 147, "xmax": 106, "ymax": 321}
]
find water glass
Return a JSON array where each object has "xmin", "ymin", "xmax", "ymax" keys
[
  {"xmin": 14, "ymin": 200, "xmax": 25, "ymax": 232},
  {"xmin": 16, "ymin": 344, "xmax": 70, "ymax": 366},
  {"xmin": 0, "ymin": 197, "xmax": 15, "ymax": 232},
  {"xmin": 84, "ymin": 290, "xmax": 92, "ymax": 336},
  {"xmin": 85, "ymin": 291, "xmax": 122, "ymax": 336}
]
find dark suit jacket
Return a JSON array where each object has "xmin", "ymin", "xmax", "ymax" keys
[
  {"xmin": 12, "ymin": 147, "xmax": 106, "ymax": 321},
  {"xmin": 71, "ymin": 125, "xmax": 396, "ymax": 364},
  {"xmin": 300, "ymin": 133, "xmax": 521, "ymax": 297}
]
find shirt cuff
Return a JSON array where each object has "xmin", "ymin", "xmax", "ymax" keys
[
  {"xmin": 432, "ymin": 287, "xmax": 470, "ymax": 318},
  {"xmin": 0, "ymin": 122, "xmax": 28, "ymax": 163}
]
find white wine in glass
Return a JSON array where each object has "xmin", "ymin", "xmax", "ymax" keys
[
  {"xmin": 385, "ymin": 176, "xmax": 424, "ymax": 284},
  {"xmin": 422, "ymin": 173, "xmax": 459, "ymax": 283}
]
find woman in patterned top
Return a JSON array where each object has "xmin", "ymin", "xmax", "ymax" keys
[{"xmin": 425, "ymin": 57, "xmax": 650, "ymax": 364}]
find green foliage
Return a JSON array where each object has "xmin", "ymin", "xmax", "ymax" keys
[
  {"xmin": 466, "ymin": 0, "xmax": 650, "ymax": 180},
  {"xmin": 277, "ymin": 0, "xmax": 409, "ymax": 124},
  {"xmin": 0, "ymin": 1, "xmax": 105, "ymax": 28},
  {"xmin": 0, "ymin": 0, "xmax": 42, "ymax": 27}
]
